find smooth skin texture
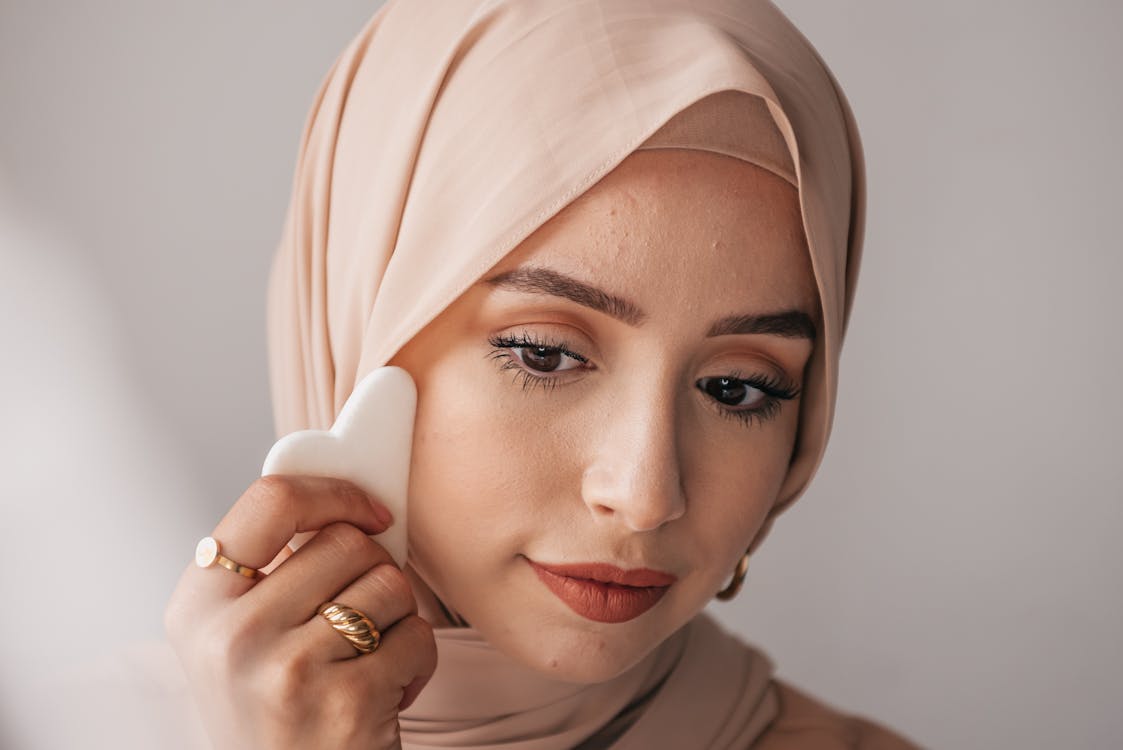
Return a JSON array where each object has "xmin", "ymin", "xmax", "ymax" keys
[
  {"xmin": 391, "ymin": 148, "xmax": 819, "ymax": 683},
  {"xmin": 165, "ymin": 149, "xmax": 818, "ymax": 749},
  {"xmin": 165, "ymin": 475, "xmax": 437, "ymax": 749}
]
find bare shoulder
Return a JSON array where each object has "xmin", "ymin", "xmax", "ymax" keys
[{"xmin": 751, "ymin": 679, "xmax": 923, "ymax": 750}]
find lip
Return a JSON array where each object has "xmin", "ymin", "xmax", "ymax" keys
[{"xmin": 526, "ymin": 558, "xmax": 676, "ymax": 624}]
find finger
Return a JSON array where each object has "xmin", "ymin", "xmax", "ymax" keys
[
  {"xmin": 246, "ymin": 521, "xmax": 399, "ymax": 628},
  {"xmin": 187, "ymin": 475, "xmax": 393, "ymax": 600},
  {"xmin": 298, "ymin": 559, "xmax": 418, "ymax": 662},
  {"xmin": 260, "ymin": 544, "xmax": 293, "ymax": 575},
  {"xmin": 341, "ymin": 614, "xmax": 438, "ymax": 697}
]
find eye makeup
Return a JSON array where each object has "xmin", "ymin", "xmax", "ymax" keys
[
  {"xmin": 698, "ymin": 368, "xmax": 800, "ymax": 427},
  {"xmin": 486, "ymin": 331, "xmax": 592, "ymax": 394},
  {"xmin": 485, "ymin": 330, "xmax": 800, "ymax": 427}
]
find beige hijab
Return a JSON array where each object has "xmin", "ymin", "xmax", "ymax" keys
[{"xmin": 266, "ymin": 0, "xmax": 865, "ymax": 747}]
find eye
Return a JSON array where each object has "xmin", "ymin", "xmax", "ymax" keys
[
  {"xmin": 486, "ymin": 332, "xmax": 590, "ymax": 392},
  {"xmin": 485, "ymin": 332, "xmax": 800, "ymax": 427},
  {"xmin": 697, "ymin": 376, "xmax": 767, "ymax": 408},
  {"xmin": 514, "ymin": 344, "xmax": 584, "ymax": 373},
  {"xmin": 695, "ymin": 371, "xmax": 801, "ymax": 428}
]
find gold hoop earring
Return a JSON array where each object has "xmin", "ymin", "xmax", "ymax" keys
[{"xmin": 714, "ymin": 551, "xmax": 749, "ymax": 601}]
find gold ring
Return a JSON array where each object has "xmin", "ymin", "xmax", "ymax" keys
[
  {"xmin": 194, "ymin": 536, "xmax": 259, "ymax": 579},
  {"xmin": 318, "ymin": 602, "xmax": 382, "ymax": 655}
]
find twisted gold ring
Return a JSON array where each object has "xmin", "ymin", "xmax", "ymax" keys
[
  {"xmin": 318, "ymin": 602, "xmax": 382, "ymax": 655},
  {"xmin": 194, "ymin": 536, "xmax": 259, "ymax": 579}
]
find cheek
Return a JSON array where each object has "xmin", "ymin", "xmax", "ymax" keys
[
  {"xmin": 683, "ymin": 404, "xmax": 801, "ymax": 568},
  {"xmin": 404, "ymin": 360, "xmax": 569, "ymax": 569},
  {"xmin": 406, "ymin": 347, "xmax": 800, "ymax": 598}
]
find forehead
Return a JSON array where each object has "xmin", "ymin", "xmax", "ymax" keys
[{"xmin": 489, "ymin": 149, "xmax": 819, "ymax": 317}]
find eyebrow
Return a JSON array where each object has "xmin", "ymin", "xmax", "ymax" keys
[{"xmin": 482, "ymin": 266, "xmax": 817, "ymax": 341}]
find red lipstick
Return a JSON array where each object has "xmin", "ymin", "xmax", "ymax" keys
[{"xmin": 526, "ymin": 558, "xmax": 676, "ymax": 623}]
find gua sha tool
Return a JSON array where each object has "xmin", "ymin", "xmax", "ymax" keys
[{"xmin": 261, "ymin": 366, "xmax": 416, "ymax": 567}]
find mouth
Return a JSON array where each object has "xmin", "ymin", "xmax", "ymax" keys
[{"xmin": 525, "ymin": 557, "xmax": 676, "ymax": 624}]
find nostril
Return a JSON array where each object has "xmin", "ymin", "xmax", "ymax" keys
[
  {"xmin": 582, "ymin": 459, "xmax": 687, "ymax": 530},
  {"xmin": 629, "ymin": 503, "xmax": 685, "ymax": 532}
]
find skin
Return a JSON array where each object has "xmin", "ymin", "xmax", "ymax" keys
[
  {"xmin": 165, "ymin": 148, "xmax": 819, "ymax": 749},
  {"xmin": 389, "ymin": 148, "xmax": 819, "ymax": 683}
]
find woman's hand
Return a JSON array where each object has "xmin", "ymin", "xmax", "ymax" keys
[{"xmin": 164, "ymin": 475, "xmax": 437, "ymax": 750}]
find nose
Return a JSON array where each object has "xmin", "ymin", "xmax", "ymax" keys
[{"xmin": 581, "ymin": 383, "xmax": 688, "ymax": 532}]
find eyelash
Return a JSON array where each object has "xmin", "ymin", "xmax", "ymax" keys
[
  {"xmin": 485, "ymin": 332, "xmax": 589, "ymax": 395},
  {"xmin": 485, "ymin": 331, "xmax": 801, "ymax": 428}
]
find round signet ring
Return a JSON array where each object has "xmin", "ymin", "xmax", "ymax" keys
[
  {"xmin": 194, "ymin": 536, "xmax": 260, "ymax": 579},
  {"xmin": 318, "ymin": 602, "xmax": 382, "ymax": 655}
]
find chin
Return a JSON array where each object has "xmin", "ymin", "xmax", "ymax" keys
[
  {"xmin": 464, "ymin": 561, "xmax": 703, "ymax": 683},
  {"xmin": 496, "ymin": 615, "xmax": 665, "ymax": 684},
  {"xmin": 435, "ymin": 557, "xmax": 702, "ymax": 683}
]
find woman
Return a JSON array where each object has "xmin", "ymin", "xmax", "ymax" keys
[{"xmin": 165, "ymin": 0, "xmax": 920, "ymax": 747}]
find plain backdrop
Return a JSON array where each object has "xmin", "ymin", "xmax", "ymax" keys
[{"xmin": 1, "ymin": 2, "xmax": 1120, "ymax": 748}]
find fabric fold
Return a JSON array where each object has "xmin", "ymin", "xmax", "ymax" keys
[
  {"xmin": 266, "ymin": 0, "xmax": 865, "ymax": 747},
  {"xmin": 400, "ymin": 614, "xmax": 777, "ymax": 750}
]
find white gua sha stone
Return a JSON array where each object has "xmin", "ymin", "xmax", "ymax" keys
[{"xmin": 261, "ymin": 366, "xmax": 416, "ymax": 567}]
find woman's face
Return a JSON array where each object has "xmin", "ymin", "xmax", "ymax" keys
[{"xmin": 389, "ymin": 148, "xmax": 818, "ymax": 682}]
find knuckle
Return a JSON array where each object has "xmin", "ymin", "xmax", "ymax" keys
[
  {"xmin": 366, "ymin": 563, "xmax": 413, "ymax": 607},
  {"xmin": 320, "ymin": 681, "xmax": 365, "ymax": 725},
  {"xmin": 165, "ymin": 599, "xmax": 248, "ymax": 679},
  {"xmin": 197, "ymin": 621, "xmax": 239, "ymax": 677},
  {"xmin": 270, "ymin": 649, "xmax": 316, "ymax": 704},
  {"xmin": 207, "ymin": 609, "xmax": 264, "ymax": 675},
  {"xmin": 164, "ymin": 596, "xmax": 203, "ymax": 650},
  {"xmin": 319, "ymin": 521, "xmax": 377, "ymax": 562},
  {"xmin": 246, "ymin": 475, "xmax": 298, "ymax": 521},
  {"xmin": 256, "ymin": 648, "xmax": 317, "ymax": 719},
  {"xmin": 327, "ymin": 477, "xmax": 368, "ymax": 507}
]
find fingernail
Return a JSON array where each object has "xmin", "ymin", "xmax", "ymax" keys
[{"xmin": 371, "ymin": 500, "xmax": 394, "ymax": 527}]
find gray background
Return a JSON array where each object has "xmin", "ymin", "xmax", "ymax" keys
[{"xmin": 1, "ymin": 2, "xmax": 1120, "ymax": 748}]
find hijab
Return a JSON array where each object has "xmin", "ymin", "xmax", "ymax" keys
[{"xmin": 266, "ymin": 0, "xmax": 865, "ymax": 747}]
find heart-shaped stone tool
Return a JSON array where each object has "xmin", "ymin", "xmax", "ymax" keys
[{"xmin": 261, "ymin": 366, "xmax": 416, "ymax": 567}]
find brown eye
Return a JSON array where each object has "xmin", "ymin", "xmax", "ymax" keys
[
  {"xmin": 486, "ymin": 332, "xmax": 590, "ymax": 385},
  {"xmin": 697, "ymin": 376, "xmax": 763, "ymax": 408},
  {"xmin": 521, "ymin": 346, "xmax": 563, "ymax": 372}
]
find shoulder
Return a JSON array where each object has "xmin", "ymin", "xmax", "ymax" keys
[{"xmin": 751, "ymin": 679, "xmax": 923, "ymax": 750}]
